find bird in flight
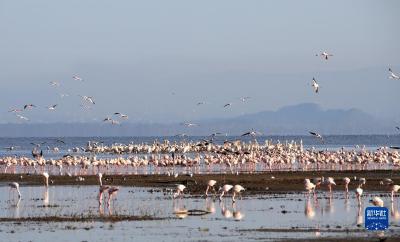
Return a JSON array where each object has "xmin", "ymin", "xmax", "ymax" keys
[
  {"xmin": 389, "ymin": 68, "xmax": 400, "ymax": 80},
  {"xmin": 103, "ymin": 117, "xmax": 112, "ymax": 122},
  {"xmin": 197, "ymin": 102, "xmax": 206, "ymax": 106},
  {"xmin": 72, "ymin": 75, "xmax": 83, "ymax": 81},
  {"xmin": 114, "ymin": 113, "xmax": 129, "ymax": 119},
  {"xmin": 311, "ymin": 78, "xmax": 319, "ymax": 93},
  {"xmin": 49, "ymin": 81, "xmax": 60, "ymax": 87},
  {"xmin": 47, "ymin": 104, "xmax": 58, "ymax": 110},
  {"xmin": 24, "ymin": 104, "xmax": 36, "ymax": 110},
  {"xmin": 16, "ymin": 114, "xmax": 29, "ymax": 121},
  {"xmin": 56, "ymin": 139, "xmax": 66, "ymax": 144},
  {"xmin": 223, "ymin": 103, "xmax": 232, "ymax": 108},
  {"xmin": 181, "ymin": 122, "xmax": 199, "ymax": 127},
  {"xmin": 8, "ymin": 108, "xmax": 22, "ymax": 113},
  {"xmin": 79, "ymin": 95, "xmax": 95, "ymax": 105},
  {"xmin": 309, "ymin": 131, "xmax": 324, "ymax": 143},
  {"xmin": 30, "ymin": 142, "xmax": 47, "ymax": 147},
  {"xmin": 239, "ymin": 97, "xmax": 251, "ymax": 102},
  {"xmin": 396, "ymin": 126, "xmax": 400, "ymax": 131},
  {"xmin": 316, "ymin": 51, "xmax": 333, "ymax": 60},
  {"xmin": 241, "ymin": 130, "xmax": 262, "ymax": 137}
]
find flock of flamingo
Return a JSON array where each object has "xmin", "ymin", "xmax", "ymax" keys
[{"xmin": 1, "ymin": 139, "xmax": 400, "ymax": 176}]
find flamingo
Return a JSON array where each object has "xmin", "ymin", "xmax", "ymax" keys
[
  {"xmin": 316, "ymin": 51, "xmax": 333, "ymax": 60},
  {"xmin": 219, "ymin": 184, "xmax": 233, "ymax": 201},
  {"xmin": 107, "ymin": 186, "xmax": 119, "ymax": 206},
  {"xmin": 304, "ymin": 179, "xmax": 316, "ymax": 197},
  {"xmin": 232, "ymin": 185, "xmax": 245, "ymax": 202},
  {"xmin": 205, "ymin": 180, "xmax": 217, "ymax": 197},
  {"xmin": 97, "ymin": 173, "xmax": 103, "ymax": 186},
  {"xmin": 311, "ymin": 78, "xmax": 319, "ymax": 93},
  {"xmin": 343, "ymin": 177, "xmax": 350, "ymax": 193},
  {"xmin": 173, "ymin": 184, "xmax": 186, "ymax": 199},
  {"xmin": 9, "ymin": 182, "xmax": 21, "ymax": 199},
  {"xmin": 390, "ymin": 184, "xmax": 400, "ymax": 202},
  {"xmin": 324, "ymin": 177, "xmax": 336, "ymax": 193},
  {"xmin": 99, "ymin": 185, "xmax": 110, "ymax": 205},
  {"xmin": 355, "ymin": 185, "xmax": 363, "ymax": 206},
  {"xmin": 389, "ymin": 68, "xmax": 400, "ymax": 80},
  {"xmin": 42, "ymin": 172, "xmax": 49, "ymax": 187},
  {"xmin": 359, "ymin": 177, "xmax": 366, "ymax": 187}
]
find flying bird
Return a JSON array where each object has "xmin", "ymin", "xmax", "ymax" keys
[
  {"xmin": 311, "ymin": 78, "xmax": 319, "ymax": 93},
  {"xmin": 316, "ymin": 51, "xmax": 333, "ymax": 60},
  {"xmin": 103, "ymin": 117, "xmax": 112, "ymax": 122},
  {"xmin": 24, "ymin": 104, "xmax": 36, "ymax": 110},
  {"xmin": 239, "ymin": 97, "xmax": 251, "ymax": 102},
  {"xmin": 197, "ymin": 102, "xmax": 206, "ymax": 106},
  {"xmin": 181, "ymin": 122, "xmax": 199, "ymax": 127},
  {"xmin": 8, "ymin": 108, "xmax": 22, "ymax": 113},
  {"xmin": 309, "ymin": 131, "xmax": 324, "ymax": 142},
  {"xmin": 31, "ymin": 142, "xmax": 47, "ymax": 147},
  {"xmin": 72, "ymin": 75, "xmax": 83, "ymax": 81},
  {"xmin": 49, "ymin": 81, "xmax": 60, "ymax": 87},
  {"xmin": 241, "ymin": 130, "xmax": 262, "ymax": 137},
  {"xmin": 56, "ymin": 139, "xmax": 66, "ymax": 144},
  {"xmin": 114, "ymin": 113, "xmax": 129, "ymax": 119},
  {"xmin": 389, "ymin": 68, "xmax": 400, "ymax": 80},
  {"xmin": 47, "ymin": 104, "xmax": 58, "ymax": 110},
  {"xmin": 15, "ymin": 114, "xmax": 29, "ymax": 121},
  {"xmin": 79, "ymin": 95, "xmax": 95, "ymax": 104},
  {"xmin": 396, "ymin": 126, "xmax": 400, "ymax": 131},
  {"xmin": 223, "ymin": 103, "xmax": 232, "ymax": 108}
]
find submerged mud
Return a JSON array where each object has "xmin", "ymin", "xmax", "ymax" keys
[{"xmin": 1, "ymin": 170, "xmax": 400, "ymax": 194}]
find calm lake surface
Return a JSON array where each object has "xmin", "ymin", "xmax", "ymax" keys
[{"xmin": 0, "ymin": 185, "xmax": 399, "ymax": 241}]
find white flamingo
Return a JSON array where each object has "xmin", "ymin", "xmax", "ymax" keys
[
  {"xmin": 205, "ymin": 180, "xmax": 217, "ymax": 197},
  {"xmin": 9, "ymin": 182, "xmax": 21, "ymax": 199},
  {"xmin": 219, "ymin": 184, "xmax": 233, "ymax": 201}
]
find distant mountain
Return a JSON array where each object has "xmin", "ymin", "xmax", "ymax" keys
[
  {"xmin": 0, "ymin": 103, "xmax": 393, "ymax": 137},
  {"xmin": 198, "ymin": 103, "xmax": 388, "ymax": 135}
]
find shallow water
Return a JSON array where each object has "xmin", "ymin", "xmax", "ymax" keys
[{"xmin": 0, "ymin": 185, "xmax": 400, "ymax": 241}]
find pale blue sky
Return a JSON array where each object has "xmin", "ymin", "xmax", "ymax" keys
[{"xmin": 0, "ymin": 0, "xmax": 399, "ymax": 123}]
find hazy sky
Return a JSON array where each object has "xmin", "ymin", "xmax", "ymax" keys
[{"xmin": 1, "ymin": 0, "xmax": 399, "ymax": 124}]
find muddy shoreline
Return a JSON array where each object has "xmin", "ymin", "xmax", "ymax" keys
[{"xmin": 1, "ymin": 170, "xmax": 399, "ymax": 194}]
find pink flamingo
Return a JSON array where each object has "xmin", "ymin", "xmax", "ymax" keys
[
  {"xmin": 205, "ymin": 180, "xmax": 217, "ymax": 197},
  {"xmin": 107, "ymin": 186, "xmax": 119, "ymax": 206},
  {"xmin": 219, "ymin": 184, "xmax": 233, "ymax": 201}
]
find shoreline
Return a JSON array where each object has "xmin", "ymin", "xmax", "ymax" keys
[{"xmin": 1, "ymin": 170, "xmax": 399, "ymax": 194}]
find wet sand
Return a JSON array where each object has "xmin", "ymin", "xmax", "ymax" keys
[{"xmin": 1, "ymin": 170, "xmax": 399, "ymax": 194}]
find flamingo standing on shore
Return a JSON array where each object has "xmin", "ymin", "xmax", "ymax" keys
[
  {"xmin": 107, "ymin": 186, "xmax": 119, "ymax": 206},
  {"xmin": 9, "ymin": 182, "xmax": 21, "ymax": 199},
  {"xmin": 232, "ymin": 185, "xmax": 245, "ymax": 202},
  {"xmin": 99, "ymin": 185, "xmax": 110, "ymax": 205},
  {"xmin": 173, "ymin": 184, "xmax": 186, "ymax": 199},
  {"xmin": 205, "ymin": 180, "xmax": 217, "ymax": 197},
  {"xmin": 355, "ymin": 185, "xmax": 363, "ymax": 206},
  {"xmin": 390, "ymin": 184, "xmax": 400, "ymax": 202},
  {"xmin": 219, "ymin": 184, "xmax": 233, "ymax": 201},
  {"xmin": 304, "ymin": 179, "xmax": 316, "ymax": 197},
  {"xmin": 97, "ymin": 173, "xmax": 103, "ymax": 186},
  {"xmin": 343, "ymin": 177, "xmax": 350, "ymax": 194},
  {"xmin": 324, "ymin": 177, "xmax": 336, "ymax": 193},
  {"xmin": 42, "ymin": 172, "xmax": 49, "ymax": 187}
]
